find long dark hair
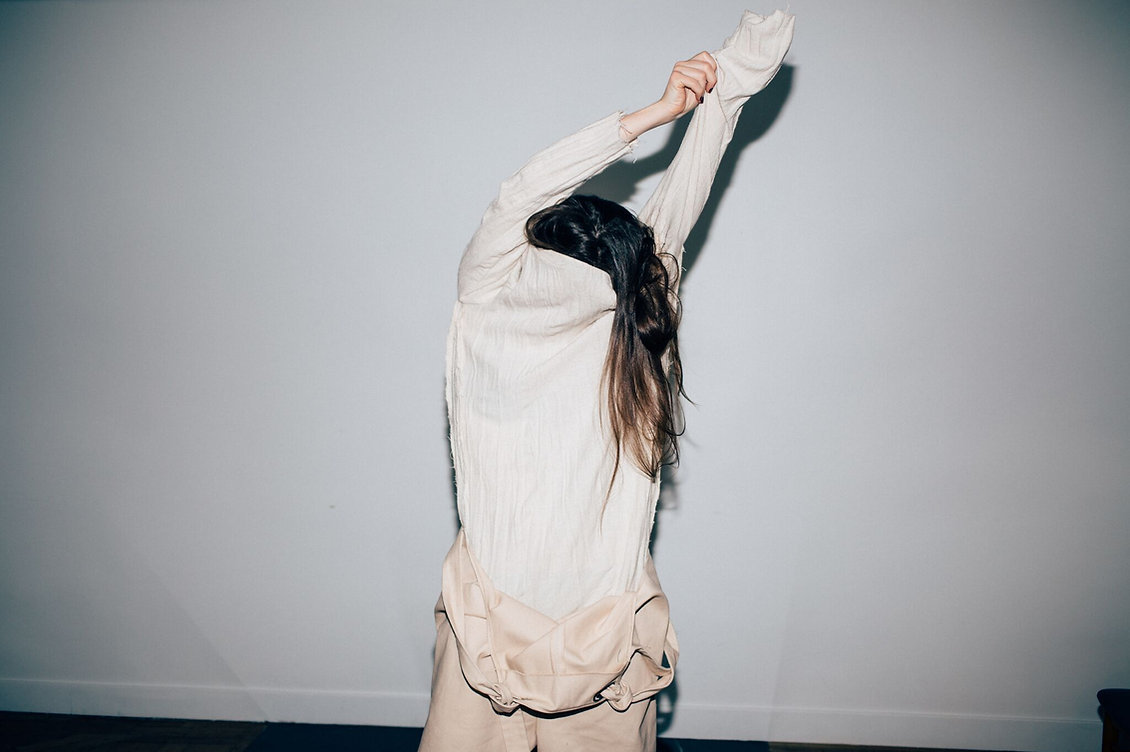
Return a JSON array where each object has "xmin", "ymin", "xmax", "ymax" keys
[{"xmin": 525, "ymin": 194, "xmax": 685, "ymax": 480}]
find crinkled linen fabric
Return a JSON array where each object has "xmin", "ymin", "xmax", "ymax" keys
[{"xmin": 428, "ymin": 7, "xmax": 795, "ymax": 734}]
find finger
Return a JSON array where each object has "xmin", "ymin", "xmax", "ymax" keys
[
  {"xmin": 672, "ymin": 62, "xmax": 710, "ymax": 90},
  {"xmin": 662, "ymin": 75, "xmax": 699, "ymax": 113},
  {"xmin": 680, "ymin": 59, "xmax": 718, "ymax": 93},
  {"xmin": 692, "ymin": 51, "xmax": 717, "ymax": 69},
  {"xmin": 689, "ymin": 51, "xmax": 719, "ymax": 91},
  {"xmin": 671, "ymin": 70, "xmax": 707, "ymax": 101}
]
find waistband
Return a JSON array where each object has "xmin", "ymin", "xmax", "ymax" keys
[{"xmin": 436, "ymin": 529, "xmax": 678, "ymax": 715}]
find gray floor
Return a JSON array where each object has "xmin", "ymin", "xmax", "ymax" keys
[{"xmin": 0, "ymin": 712, "xmax": 1008, "ymax": 752}]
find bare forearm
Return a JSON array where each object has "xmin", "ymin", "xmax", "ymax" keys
[
  {"xmin": 618, "ymin": 53, "xmax": 717, "ymax": 142},
  {"xmin": 618, "ymin": 101, "xmax": 679, "ymax": 142}
]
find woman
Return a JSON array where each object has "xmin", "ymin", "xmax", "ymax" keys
[{"xmin": 419, "ymin": 11, "xmax": 794, "ymax": 752}]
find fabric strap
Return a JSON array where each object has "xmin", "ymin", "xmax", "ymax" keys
[{"xmin": 436, "ymin": 530, "xmax": 678, "ymax": 716}]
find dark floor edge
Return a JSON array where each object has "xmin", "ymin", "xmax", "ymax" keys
[{"xmin": 0, "ymin": 711, "xmax": 1017, "ymax": 752}]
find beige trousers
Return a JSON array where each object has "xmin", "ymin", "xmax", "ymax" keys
[
  {"xmin": 418, "ymin": 614, "xmax": 657, "ymax": 752},
  {"xmin": 418, "ymin": 531, "xmax": 677, "ymax": 752}
]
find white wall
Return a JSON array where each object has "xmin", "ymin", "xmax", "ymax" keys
[{"xmin": 1, "ymin": 1, "xmax": 1127, "ymax": 750}]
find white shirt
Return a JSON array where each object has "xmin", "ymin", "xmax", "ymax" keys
[{"xmin": 446, "ymin": 10, "xmax": 795, "ymax": 619}]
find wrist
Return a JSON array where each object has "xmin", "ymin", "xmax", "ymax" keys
[{"xmin": 618, "ymin": 101, "xmax": 679, "ymax": 141}]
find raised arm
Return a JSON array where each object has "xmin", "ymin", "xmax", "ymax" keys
[
  {"xmin": 457, "ymin": 53, "xmax": 724, "ymax": 304},
  {"xmin": 457, "ymin": 10, "xmax": 793, "ymax": 303},
  {"xmin": 638, "ymin": 10, "xmax": 795, "ymax": 291},
  {"xmin": 457, "ymin": 113, "xmax": 633, "ymax": 303}
]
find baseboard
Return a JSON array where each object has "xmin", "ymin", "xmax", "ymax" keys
[
  {"xmin": 0, "ymin": 678, "xmax": 429, "ymax": 727},
  {"xmin": 0, "ymin": 678, "xmax": 1099, "ymax": 751},
  {"xmin": 663, "ymin": 702, "xmax": 1098, "ymax": 752}
]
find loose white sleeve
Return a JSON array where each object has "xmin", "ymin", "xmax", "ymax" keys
[
  {"xmin": 638, "ymin": 9, "xmax": 795, "ymax": 290},
  {"xmin": 457, "ymin": 112, "xmax": 635, "ymax": 303}
]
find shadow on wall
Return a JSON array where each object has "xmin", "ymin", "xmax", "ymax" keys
[{"xmin": 584, "ymin": 63, "xmax": 796, "ymax": 289}]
